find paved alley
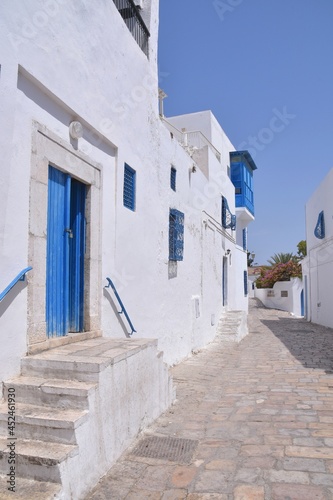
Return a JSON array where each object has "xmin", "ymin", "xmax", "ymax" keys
[{"xmin": 86, "ymin": 299, "xmax": 333, "ymax": 500}]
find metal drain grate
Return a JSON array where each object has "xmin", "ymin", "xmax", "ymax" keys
[{"xmin": 131, "ymin": 436, "xmax": 198, "ymax": 464}]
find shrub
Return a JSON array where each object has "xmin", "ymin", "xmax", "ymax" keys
[{"xmin": 256, "ymin": 261, "xmax": 302, "ymax": 289}]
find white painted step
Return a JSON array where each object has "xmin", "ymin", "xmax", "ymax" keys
[
  {"xmin": 0, "ymin": 403, "xmax": 88, "ymax": 444},
  {"xmin": 0, "ymin": 474, "xmax": 62, "ymax": 499},
  {"xmin": 3, "ymin": 377, "xmax": 96, "ymax": 409},
  {"xmin": 20, "ymin": 356, "xmax": 109, "ymax": 383},
  {"xmin": 0, "ymin": 437, "xmax": 78, "ymax": 484},
  {"xmin": 216, "ymin": 310, "xmax": 248, "ymax": 342}
]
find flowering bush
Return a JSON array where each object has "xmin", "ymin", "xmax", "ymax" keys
[{"xmin": 256, "ymin": 261, "xmax": 302, "ymax": 289}]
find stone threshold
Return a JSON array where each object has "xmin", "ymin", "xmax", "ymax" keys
[{"xmin": 28, "ymin": 330, "xmax": 103, "ymax": 355}]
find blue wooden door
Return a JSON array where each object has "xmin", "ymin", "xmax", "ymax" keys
[
  {"xmin": 300, "ymin": 289, "xmax": 305, "ymax": 317},
  {"xmin": 69, "ymin": 179, "xmax": 86, "ymax": 332},
  {"xmin": 46, "ymin": 166, "xmax": 86, "ymax": 337}
]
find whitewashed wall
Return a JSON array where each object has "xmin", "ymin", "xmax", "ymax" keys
[
  {"xmin": 255, "ymin": 278, "xmax": 303, "ymax": 317},
  {"xmin": 302, "ymin": 168, "xmax": 333, "ymax": 328},
  {"xmin": 0, "ymin": 0, "xmax": 251, "ymax": 385}
]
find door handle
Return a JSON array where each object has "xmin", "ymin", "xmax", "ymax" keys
[{"xmin": 65, "ymin": 228, "xmax": 74, "ymax": 239}]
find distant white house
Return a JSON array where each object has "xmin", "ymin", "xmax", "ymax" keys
[
  {"xmin": 302, "ymin": 168, "xmax": 333, "ymax": 328},
  {"xmin": 0, "ymin": 0, "xmax": 257, "ymax": 496}
]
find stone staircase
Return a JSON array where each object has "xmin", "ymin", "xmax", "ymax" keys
[
  {"xmin": 216, "ymin": 310, "xmax": 248, "ymax": 342},
  {"xmin": 0, "ymin": 337, "xmax": 174, "ymax": 499}
]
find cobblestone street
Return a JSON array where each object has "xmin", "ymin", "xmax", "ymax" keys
[{"xmin": 86, "ymin": 299, "xmax": 333, "ymax": 499}]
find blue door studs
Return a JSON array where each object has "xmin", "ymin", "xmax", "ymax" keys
[{"xmin": 46, "ymin": 166, "xmax": 86, "ymax": 337}]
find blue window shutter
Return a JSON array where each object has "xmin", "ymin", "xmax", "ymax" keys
[
  {"xmin": 244, "ymin": 270, "xmax": 248, "ymax": 296},
  {"xmin": 222, "ymin": 196, "xmax": 236, "ymax": 230},
  {"xmin": 222, "ymin": 196, "xmax": 227, "ymax": 228},
  {"xmin": 170, "ymin": 167, "xmax": 176, "ymax": 191},
  {"xmin": 123, "ymin": 164, "xmax": 136, "ymax": 211},
  {"xmin": 169, "ymin": 209, "xmax": 184, "ymax": 261},
  {"xmin": 314, "ymin": 211, "xmax": 325, "ymax": 239},
  {"xmin": 242, "ymin": 228, "xmax": 247, "ymax": 251}
]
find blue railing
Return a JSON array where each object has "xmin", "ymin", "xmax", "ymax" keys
[
  {"xmin": 105, "ymin": 277, "xmax": 136, "ymax": 335},
  {"xmin": 0, "ymin": 267, "xmax": 32, "ymax": 302},
  {"xmin": 235, "ymin": 189, "xmax": 255, "ymax": 216}
]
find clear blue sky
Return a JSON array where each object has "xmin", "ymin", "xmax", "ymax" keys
[{"xmin": 158, "ymin": 0, "xmax": 333, "ymax": 265}]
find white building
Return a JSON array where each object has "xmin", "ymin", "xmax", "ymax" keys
[
  {"xmin": 302, "ymin": 168, "xmax": 333, "ymax": 328},
  {"xmin": 254, "ymin": 278, "xmax": 303, "ymax": 317},
  {"xmin": 0, "ymin": 1, "xmax": 257, "ymax": 496}
]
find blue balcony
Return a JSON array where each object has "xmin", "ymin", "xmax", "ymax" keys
[{"xmin": 230, "ymin": 151, "xmax": 257, "ymax": 217}]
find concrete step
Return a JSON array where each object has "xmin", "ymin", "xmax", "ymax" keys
[
  {"xmin": 3, "ymin": 376, "xmax": 96, "ymax": 409},
  {"xmin": 216, "ymin": 310, "xmax": 248, "ymax": 342},
  {"xmin": 0, "ymin": 474, "xmax": 62, "ymax": 499},
  {"xmin": 21, "ymin": 355, "xmax": 110, "ymax": 383},
  {"xmin": 0, "ymin": 337, "xmax": 174, "ymax": 499},
  {"xmin": 0, "ymin": 403, "xmax": 88, "ymax": 444},
  {"xmin": 0, "ymin": 437, "xmax": 78, "ymax": 485}
]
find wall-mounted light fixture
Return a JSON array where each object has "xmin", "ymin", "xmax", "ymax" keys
[
  {"xmin": 225, "ymin": 249, "xmax": 231, "ymax": 256},
  {"xmin": 69, "ymin": 121, "xmax": 83, "ymax": 139}
]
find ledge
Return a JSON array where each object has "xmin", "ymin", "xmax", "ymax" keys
[{"xmin": 28, "ymin": 331, "xmax": 103, "ymax": 355}]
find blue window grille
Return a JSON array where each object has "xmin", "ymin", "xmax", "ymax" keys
[
  {"xmin": 314, "ymin": 210, "xmax": 325, "ymax": 239},
  {"xmin": 170, "ymin": 167, "xmax": 176, "ymax": 191},
  {"xmin": 244, "ymin": 270, "xmax": 248, "ymax": 296},
  {"xmin": 123, "ymin": 164, "xmax": 136, "ymax": 211},
  {"xmin": 169, "ymin": 209, "xmax": 184, "ymax": 261},
  {"xmin": 242, "ymin": 228, "xmax": 247, "ymax": 251},
  {"xmin": 222, "ymin": 196, "xmax": 236, "ymax": 230}
]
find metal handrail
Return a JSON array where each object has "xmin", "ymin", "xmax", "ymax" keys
[
  {"xmin": 202, "ymin": 211, "xmax": 236, "ymax": 243},
  {"xmin": 185, "ymin": 131, "xmax": 221, "ymax": 162},
  {"xmin": 0, "ymin": 267, "xmax": 32, "ymax": 302},
  {"xmin": 105, "ymin": 277, "xmax": 137, "ymax": 335}
]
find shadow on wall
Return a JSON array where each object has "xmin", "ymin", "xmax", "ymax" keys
[
  {"xmin": 261, "ymin": 317, "xmax": 333, "ymax": 374},
  {"xmin": 103, "ymin": 288, "xmax": 132, "ymax": 338},
  {"xmin": 0, "ymin": 281, "xmax": 27, "ymax": 317}
]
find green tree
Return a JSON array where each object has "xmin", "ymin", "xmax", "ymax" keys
[
  {"xmin": 297, "ymin": 240, "xmax": 307, "ymax": 259},
  {"xmin": 267, "ymin": 252, "xmax": 296, "ymax": 266}
]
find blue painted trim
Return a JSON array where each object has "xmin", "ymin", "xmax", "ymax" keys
[
  {"xmin": 230, "ymin": 150, "xmax": 258, "ymax": 171},
  {"xmin": 123, "ymin": 163, "xmax": 136, "ymax": 211},
  {"xmin": 170, "ymin": 167, "xmax": 176, "ymax": 191},
  {"xmin": 222, "ymin": 196, "xmax": 236, "ymax": 230},
  {"xmin": 314, "ymin": 210, "xmax": 325, "ymax": 239},
  {"xmin": 105, "ymin": 277, "xmax": 137, "ymax": 335},
  {"xmin": 0, "ymin": 267, "xmax": 32, "ymax": 302},
  {"xmin": 243, "ymin": 270, "xmax": 248, "ymax": 296},
  {"xmin": 242, "ymin": 228, "xmax": 247, "ymax": 251},
  {"xmin": 230, "ymin": 158, "xmax": 255, "ymax": 216},
  {"xmin": 169, "ymin": 208, "xmax": 184, "ymax": 261}
]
